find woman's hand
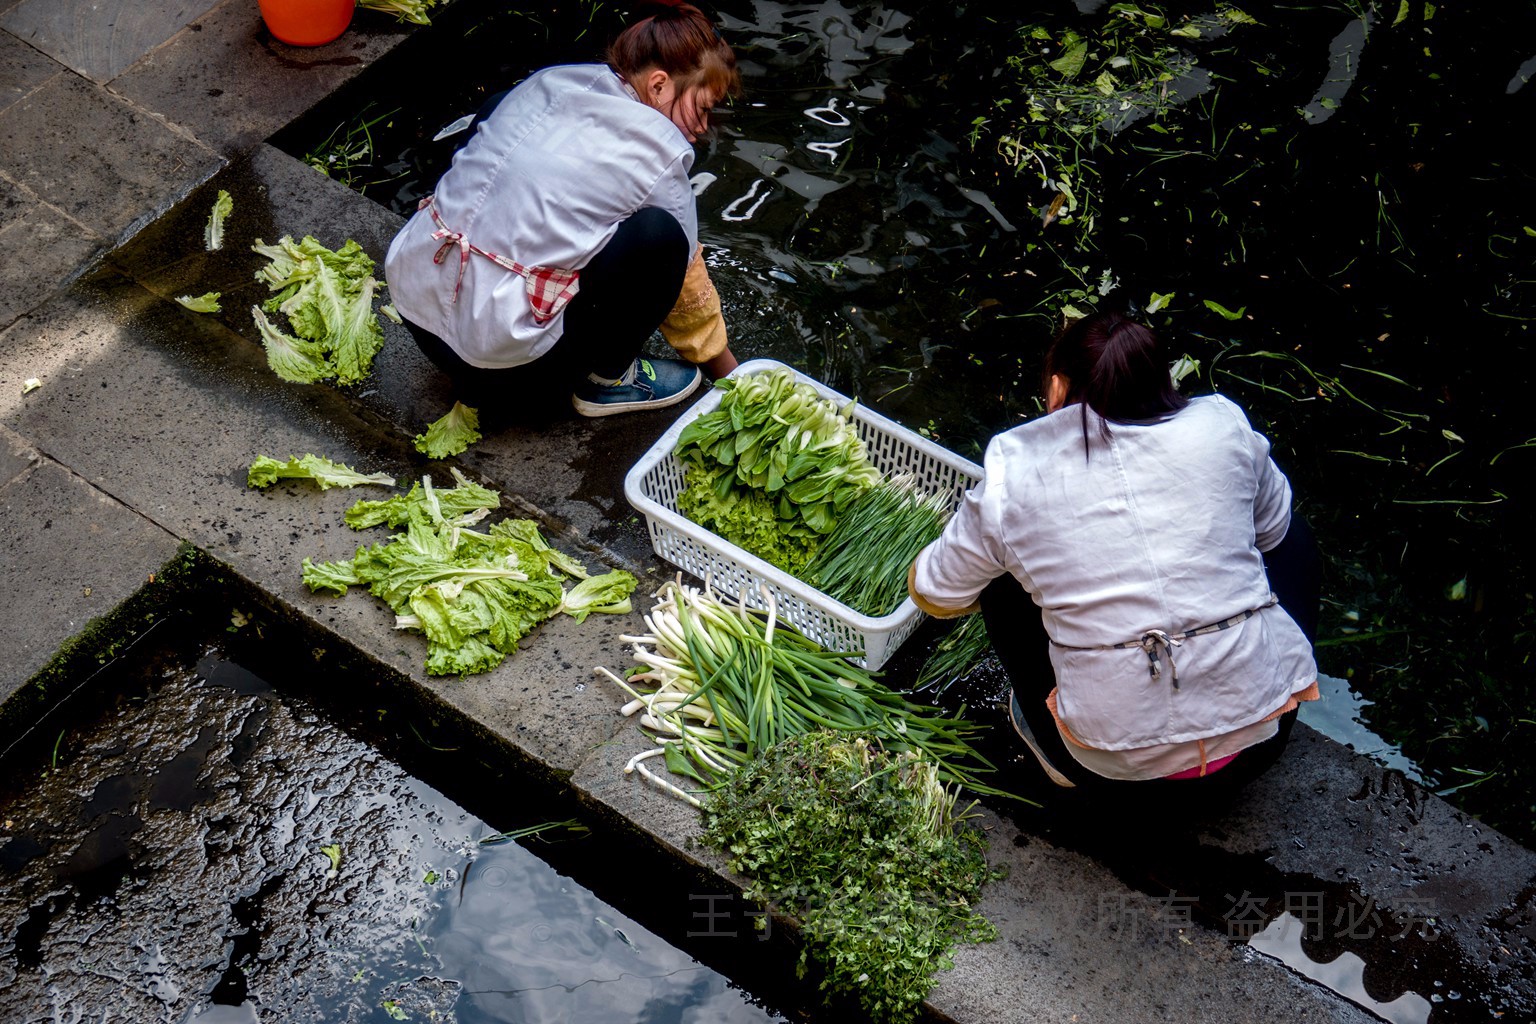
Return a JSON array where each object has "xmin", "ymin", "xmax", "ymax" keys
[{"xmin": 701, "ymin": 348, "xmax": 739, "ymax": 379}]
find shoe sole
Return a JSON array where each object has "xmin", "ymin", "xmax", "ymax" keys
[
  {"xmin": 1009, "ymin": 693, "xmax": 1077, "ymax": 788},
  {"xmin": 570, "ymin": 369, "xmax": 703, "ymax": 418}
]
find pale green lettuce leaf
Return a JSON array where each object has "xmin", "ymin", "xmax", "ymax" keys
[
  {"xmin": 425, "ymin": 636, "xmax": 504, "ymax": 677},
  {"xmin": 177, "ymin": 292, "xmax": 222, "ymax": 313},
  {"xmin": 559, "ymin": 570, "xmax": 639, "ymax": 623},
  {"xmin": 489, "ymin": 519, "xmax": 589, "ymax": 578},
  {"xmin": 305, "ymin": 471, "xmax": 585, "ymax": 678},
  {"xmin": 301, "ymin": 557, "xmax": 363, "ymax": 596},
  {"xmin": 248, "ymin": 454, "xmax": 396, "ymax": 490},
  {"xmin": 345, "ymin": 468, "xmax": 499, "ymax": 530},
  {"xmin": 205, "ymin": 190, "xmax": 233, "ymax": 251},
  {"xmin": 329, "ymin": 275, "xmax": 386, "ymax": 385},
  {"xmin": 415, "ymin": 402, "xmax": 482, "ymax": 458},
  {"xmin": 251, "ymin": 235, "xmax": 387, "ymax": 385},
  {"xmin": 251, "ymin": 306, "xmax": 331, "ymax": 384}
]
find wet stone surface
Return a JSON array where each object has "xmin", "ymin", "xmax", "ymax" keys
[
  {"xmin": 0, "ymin": 643, "xmax": 778, "ymax": 1024},
  {"xmin": 0, "ymin": 0, "xmax": 225, "ymax": 84}
]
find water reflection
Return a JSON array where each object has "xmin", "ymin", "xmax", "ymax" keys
[
  {"xmin": 0, "ymin": 646, "xmax": 779, "ymax": 1024},
  {"xmin": 1250, "ymin": 912, "xmax": 1432, "ymax": 1024}
]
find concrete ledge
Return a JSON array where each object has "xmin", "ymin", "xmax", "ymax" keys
[{"xmin": 0, "ymin": 426, "xmax": 182, "ymax": 707}]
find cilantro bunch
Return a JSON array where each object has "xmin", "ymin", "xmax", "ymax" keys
[{"xmin": 702, "ymin": 732, "xmax": 1003, "ymax": 1023}]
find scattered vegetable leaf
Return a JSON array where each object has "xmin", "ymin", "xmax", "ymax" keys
[
  {"xmin": 176, "ymin": 292, "xmax": 222, "ymax": 313},
  {"xmin": 247, "ymin": 454, "xmax": 396, "ymax": 490},
  {"xmin": 205, "ymin": 190, "xmax": 233, "ymax": 251},
  {"xmin": 559, "ymin": 570, "xmax": 638, "ymax": 622},
  {"xmin": 251, "ymin": 235, "xmax": 387, "ymax": 385},
  {"xmin": 1203, "ymin": 298, "xmax": 1247, "ymax": 320},
  {"xmin": 414, "ymin": 401, "xmax": 482, "ymax": 458},
  {"xmin": 302, "ymin": 471, "xmax": 632, "ymax": 676},
  {"xmin": 251, "ymin": 305, "xmax": 332, "ymax": 384}
]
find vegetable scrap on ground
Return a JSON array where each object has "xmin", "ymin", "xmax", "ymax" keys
[
  {"xmin": 415, "ymin": 400, "xmax": 482, "ymax": 458},
  {"xmin": 247, "ymin": 453, "xmax": 395, "ymax": 490},
  {"xmin": 295, "ymin": 467, "xmax": 636, "ymax": 676},
  {"xmin": 250, "ymin": 234, "xmax": 388, "ymax": 386}
]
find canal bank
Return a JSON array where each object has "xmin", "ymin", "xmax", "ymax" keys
[{"xmin": 0, "ymin": 2, "xmax": 1532, "ymax": 1021}]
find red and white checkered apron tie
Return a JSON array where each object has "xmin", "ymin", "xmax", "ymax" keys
[{"xmin": 419, "ymin": 195, "xmax": 580, "ymax": 322}]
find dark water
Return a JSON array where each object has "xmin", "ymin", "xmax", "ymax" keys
[
  {"xmin": 275, "ymin": 0, "xmax": 1536, "ymax": 844},
  {"xmin": 0, "ymin": 626, "xmax": 783, "ymax": 1024}
]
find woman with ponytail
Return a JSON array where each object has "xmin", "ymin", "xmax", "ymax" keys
[
  {"xmin": 909, "ymin": 311, "xmax": 1320, "ymax": 800},
  {"xmin": 385, "ymin": 1, "xmax": 741, "ymax": 419}
]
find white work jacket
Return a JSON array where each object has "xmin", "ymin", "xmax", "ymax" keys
[
  {"xmin": 384, "ymin": 64, "xmax": 699, "ymax": 368},
  {"xmin": 913, "ymin": 395, "xmax": 1317, "ymax": 761}
]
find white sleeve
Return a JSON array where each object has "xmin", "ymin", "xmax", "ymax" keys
[
  {"xmin": 1251, "ymin": 429, "xmax": 1294, "ymax": 553},
  {"xmin": 640, "ymin": 151, "xmax": 698, "ymax": 252},
  {"xmin": 911, "ymin": 477, "xmax": 1009, "ymax": 612}
]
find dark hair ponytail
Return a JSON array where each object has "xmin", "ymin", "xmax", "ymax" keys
[
  {"xmin": 607, "ymin": 2, "xmax": 741, "ymax": 100},
  {"xmin": 1044, "ymin": 310, "xmax": 1187, "ymax": 451}
]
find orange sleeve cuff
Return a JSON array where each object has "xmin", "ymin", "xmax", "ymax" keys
[
  {"xmin": 660, "ymin": 245, "xmax": 729, "ymax": 364},
  {"xmin": 907, "ymin": 561, "xmax": 981, "ymax": 619}
]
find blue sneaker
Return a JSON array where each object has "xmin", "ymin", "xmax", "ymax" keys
[{"xmin": 571, "ymin": 357, "xmax": 702, "ymax": 418}]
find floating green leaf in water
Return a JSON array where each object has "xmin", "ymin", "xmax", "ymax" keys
[
  {"xmin": 1049, "ymin": 38, "xmax": 1089, "ymax": 78},
  {"xmin": 478, "ymin": 818, "xmax": 586, "ymax": 845},
  {"xmin": 1203, "ymin": 298, "xmax": 1247, "ymax": 320},
  {"xmin": 1170, "ymin": 353, "xmax": 1202, "ymax": 389},
  {"xmin": 1146, "ymin": 290, "xmax": 1176, "ymax": 313}
]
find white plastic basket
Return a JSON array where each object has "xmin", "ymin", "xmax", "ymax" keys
[{"xmin": 624, "ymin": 358, "xmax": 983, "ymax": 669}]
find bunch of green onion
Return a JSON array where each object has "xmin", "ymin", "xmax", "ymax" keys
[
  {"xmin": 914, "ymin": 613, "xmax": 994, "ymax": 694},
  {"xmin": 595, "ymin": 579, "xmax": 1011, "ymax": 806},
  {"xmin": 804, "ymin": 476, "xmax": 952, "ymax": 617}
]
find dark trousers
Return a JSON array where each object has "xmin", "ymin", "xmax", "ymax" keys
[
  {"xmin": 404, "ymin": 206, "xmax": 690, "ymax": 422},
  {"xmin": 980, "ymin": 516, "xmax": 1321, "ymax": 796}
]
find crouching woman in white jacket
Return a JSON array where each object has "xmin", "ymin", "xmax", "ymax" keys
[
  {"xmin": 909, "ymin": 311, "xmax": 1321, "ymax": 799},
  {"xmin": 385, "ymin": 0, "xmax": 740, "ymax": 421}
]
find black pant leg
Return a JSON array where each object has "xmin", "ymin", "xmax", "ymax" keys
[
  {"xmin": 1264, "ymin": 514, "xmax": 1321, "ymax": 645},
  {"xmin": 557, "ymin": 206, "xmax": 691, "ymax": 380},
  {"xmin": 979, "ymin": 574, "xmax": 1104, "ymax": 787},
  {"xmin": 401, "ymin": 208, "xmax": 692, "ymax": 421}
]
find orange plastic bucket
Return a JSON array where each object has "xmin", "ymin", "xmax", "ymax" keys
[{"xmin": 257, "ymin": 0, "xmax": 355, "ymax": 47}]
